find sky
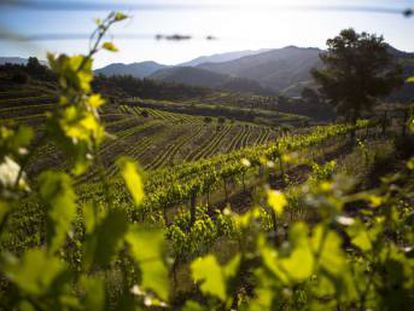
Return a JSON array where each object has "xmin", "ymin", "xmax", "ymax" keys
[{"xmin": 0, "ymin": 0, "xmax": 414, "ymax": 68}]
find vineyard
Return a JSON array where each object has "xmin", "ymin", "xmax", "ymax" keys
[
  {"xmin": 0, "ymin": 11, "xmax": 414, "ymax": 311},
  {"xmin": 0, "ymin": 81, "xmax": 287, "ymax": 179}
]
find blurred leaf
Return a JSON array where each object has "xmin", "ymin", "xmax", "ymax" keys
[
  {"xmin": 0, "ymin": 200, "xmax": 10, "ymax": 224},
  {"xmin": 311, "ymin": 225, "xmax": 357, "ymax": 300},
  {"xmin": 191, "ymin": 255, "xmax": 226, "ymax": 301},
  {"xmin": 80, "ymin": 276, "xmax": 105, "ymax": 311},
  {"xmin": 261, "ymin": 223, "xmax": 314, "ymax": 284},
  {"xmin": 102, "ymin": 42, "xmax": 118, "ymax": 52},
  {"xmin": 117, "ymin": 157, "xmax": 144, "ymax": 206},
  {"xmin": 311, "ymin": 226, "xmax": 347, "ymax": 276},
  {"xmin": 39, "ymin": 171, "xmax": 76, "ymax": 254},
  {"xmin": 2, "ymin": 248, "xmax": 66, "ymax": 296},
  {"xmin": 126, "ymin": 226, "xmax": 169, "ymax": 301},
  {"xmin": 83, "ymin": 209, "xmax": 128, "ymax": 270},
  {"xmin": 12, "ymin": 126, "xmax": 33, "ymax": 151},
  {"xmin": 407, "ymin": 157, "xmax": 414, "ymax": 170},
  {"xmin": 182, "ymin": 300, "xmax": 207, "ymax": 311},
  {"xmin": 115, "ymin": 12, "xmax": 128, "ymax": 21},
  {"xmin": 82, "ymin": 202, "xmax": 99, "ymax": 234},
  {"xmin": 282, "ymin": 223, "xmax": 314, "ymax": 282},
  {"xmin": 409, "ymin": 116, "xmax": 414, "ymax": 134},
  {"xmin": 88, "ymin": 94, "xmax": 105, "ymax": 108},
  {"xmin": 223, "ymin": 254, "xmax": 241, "ymax": 279},
  {"xmin": 406, "ymin": 77, "xmax": 414, "ymax": 83},
  {"xmin": 346, "ymin": 220, "xmax": 372, "ymax": 251},
  {"xmin": 267, "ymin": 190, "xmax": 287, "ymax": 216}
]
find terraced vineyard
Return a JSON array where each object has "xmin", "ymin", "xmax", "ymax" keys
[{"xmin": 1, "ymin": 82, "xmax": 286, "ymax": 180}]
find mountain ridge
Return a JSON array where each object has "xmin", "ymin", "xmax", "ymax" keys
[{"xmin": 94, "ymin": 61, "xmax": 168, "ymax": 78}]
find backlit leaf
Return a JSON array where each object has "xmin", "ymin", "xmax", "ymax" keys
[
  {"xmin": 2, "ymin": 248, "xmax": 66, "ymax": 296},
  {"xmin": 346, "ymin": 220, "xmax": 372, "ymax": 251},
  {"xmin": 117, "ymin": 157, "xmax": 144, "ymax": 206},
  {"xmin": 115, "ymin": 12, "xmax": 128, "ymax": 21},
  {"xmin": 126, "ymin": 226, "xmax": 169, "ymax": 301},
  {"xmin": 191, "ymin": 255, "xmax": 226, "ymax": 301},
  {"xmin": 102, "ymin": 42, "xmax": 118, "ymax": 52},
  {"xmin": 39, "ymin": 171, "xmax": 76, "ymax": 254},
  {"xmin": 267, "ymin": 189, "xmax": 287, "ymax": 216}
]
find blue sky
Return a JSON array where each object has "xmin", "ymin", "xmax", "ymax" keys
[{"xmin": 1, "ymin": 0, "xmax": 414, "ymax": 68}]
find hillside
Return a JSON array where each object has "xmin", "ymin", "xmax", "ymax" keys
[
  {"xmin": 149, "ymin": 66, "xmax": 274, "ymax": 94},
  {"xmin": 178, "ymin": 48, "xmax": 271, "ymax": 67},
  {"xmin": 94, "ymin": 61, "xmax": 168, "ymax": 78},
  {"xmin": 197, "ymin": 46, "xmax": 322, "ymax": 93}
]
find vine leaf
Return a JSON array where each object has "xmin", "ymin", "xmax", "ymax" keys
[
  {"xmin": 117, "ymin": 157, "xmax": 144, "ymax": 206},
  {"xmin": 102, "ymin": 42, "xmax": 118, "ymax": 52},
  {"xmin": 191, "ymin": 255, "xmax": 226, "ymax": 301},
  {"xmin": 83, "ymin": 209, "xmax": 128, "ymax": 270},
  {"xmin": 267, "ymin": 190, "xmax": 287, "ymax": 216},
  {"xmin": 39, "ymin": 171, "xmax": 76, "ymax": 254},
  {"xmin": 2, "ymin": 248, "xmax": 67, "ymax": 296},
  {"xmin": 126, "ymin": 226, "xmax": 169, "ymax": 301},
  {"xmin": 80, "ymin": 276, "xmax": 105, "ymax": 311}
]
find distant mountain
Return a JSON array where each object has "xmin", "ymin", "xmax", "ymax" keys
[
  {"xmin": 179, "ymin": 49, "xmax": 271, "ymax": 67},
  {"xmin": 94, "ymin": 61, "xmax": 168, "ymax": 78},
  {"xmin": 197, "ymin": 46, "xmax": 323, "ymax": 95},
  {"xmin": 5, "ymin": 44, "xmax": 410, "ymax": 99},
  {"xmin": 149, "ymin": 66, "xmax": 274, "ymax": 94},
  {"xmin": 0, "ymin": 57, "xmax": 47, "ymax": 66},
  {"xmin": 385, "ymin": 45, "xmax": 414, "ymax": 103}
]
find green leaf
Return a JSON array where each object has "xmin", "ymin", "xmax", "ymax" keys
[
  {"xmin": 80, "ymin": 276, "xmax": 105, "ymax": 311},
  {"xmin": 126, "ymin": 226, "xmax": 169, "ymax": 301},
  {"xmin": 311, "ymin": 225, "xmax": 347, "ymax": 276},
  {"xmin": 409, "ymin": 116, "xmax": 414, "ymax": 134},
  {"xmin": 281, "ymin": 223, "xmax": 314, "ymax": 282},
  {"xmin": 13, "ymin": 125, "xmax": 34, "ymax": 151},
  {"xmin": 261, "ymin": 223, "xmax": 314, "ymax": 284},
  {"xmin": 182, "ymin": 300, "xmax": 207, "ymax": 311},
  {"xmin": 311, "ymin": 225, "xmax": 357, "ymax": 300},
  {"xmin": 117, "ymin": 157, "xmax": 144, "ymax": 206},
  {"xmin": 191, "ymin": 255, "xmax": 226, "ymax": 301},
  {"xmin": 2, "ymin": 248, "xmax": 66, "ymax": 296},
  {"xmin": 223, "ymin": 254, "xmax": 241, "ymax": 279},
  {"xmin": 39, "ymin": 171, "xmax": 76, "ymax": 254},
  {"xmin": 83, "ymin": 209, "xmax": 128, "ymax": 270},
  {"xmin": 115, "ymin": 12, "xmax": 128, "ymax": 21},
  {"xmin": 267, "ymin": 189, "xmax": 287, "ymax": 216},
  {"xmin": 346, "ymin": 220, "xmax": 372, "ymax": 251},
  {"xmin": 102, "ymin": 42, "xmax": 118, "ymax": 52},
  {"xmin": 0, "ymin": 200, "xmax": 10, "ymax": 225},
  {"xmin": 406, "ymin": 76, "xmax": 414, "ymax": 83}
]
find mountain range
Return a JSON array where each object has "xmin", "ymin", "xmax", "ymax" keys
[
  {"xmin": 94, "ymin": 46, "xmax": 324, "ymax": 96},
  {"xmin": 3, "ymin": 45, "xmax": 414, "ymax": 99}
]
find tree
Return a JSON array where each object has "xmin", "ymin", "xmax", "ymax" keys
[
  {"xmin": 27, "ymin": 57, "xmax": 43, "ymax": 74},
  {"xmin": 312, "ymin": 29, "xmax": 402, "ymax": 129}
]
